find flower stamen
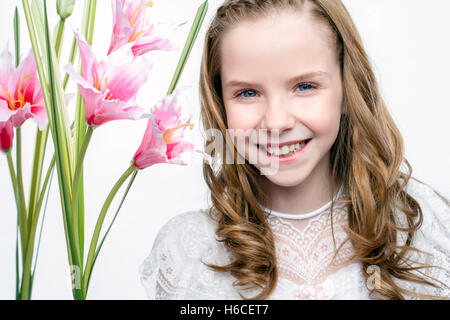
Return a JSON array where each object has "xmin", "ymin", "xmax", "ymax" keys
[
  {"xmin": 17, "ymin": 74, "xmax": 31, "ymax": 106},
  {"xmin": 0, "ymin": 74, "xmax": 31, "ymax": 111},
  {"xmin": 130, "ymin": 1, "xmax": 153, "ymax": 29},
  {"xmin": 93, "ymin": 71, "xmax": 101, "ymax": 91},
  {"xmin": 0, "ymin": 85, "xmax": 15, "ymax": 110},
  {"xmin": 163, "ymin": 123, "xmax": 194, "ymax": 144},
  {"xmin": 128, "ymin": 27, "xmax": 152, "ymax": 43}
]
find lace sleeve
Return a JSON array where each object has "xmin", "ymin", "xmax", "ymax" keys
[
  {"xmin": 139, "ymin": 212, "xmax": 199, "ymax": 299},
  {"xmin": 396, "ymin": 179, "xmax": 450, "ymax": 299}
]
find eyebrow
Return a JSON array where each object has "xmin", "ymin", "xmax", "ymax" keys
[{"xmin": 224, "ymin": 71, "xmax": 329, "ymax": 89}]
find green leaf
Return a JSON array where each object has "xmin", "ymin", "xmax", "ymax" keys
[
  {"xmin": 14, "ymin": 7, "xmax": 20, "ymax": 67},
  {"xmin": 31, "ymin": 0, "xmax": 49, "ymax": 67},
  {"xmin": 167, "ymin": 0, "xmax": 209, "ymax": 95},
  {"xmin": 57, "ymin": 0, "xmax": 75, "ymax": 20}
]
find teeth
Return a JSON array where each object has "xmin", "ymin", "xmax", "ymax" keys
[{"xmin": 264, "ymin": 140, "xmax": 308, "ymax": 156}]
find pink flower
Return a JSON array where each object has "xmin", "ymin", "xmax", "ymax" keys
[
  {"xmin": 108, "ymin": 0, "xmax": 185, "ymax": 57},
  {"xmin": 0, "ymin": 45, "xmax": 47, "ymax": 130},
  {"xmin": 64, "ymin": 32, "xmax": 151, "ymax": 128},
  {"xmin": 133, "ymin": 89, "xmax": 211, "ymax": 169},
  {"xmin": 0, "ymin": 120, "xmax": 14, "ymax": 152}
]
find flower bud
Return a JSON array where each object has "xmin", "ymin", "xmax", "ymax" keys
[
  {"xmin": 0, "ymin": 121, "xmax": 14, "ymax": 153},
  {"xmin": 57, "ymin": 0, "xmax": 75, "ymax": 20}
]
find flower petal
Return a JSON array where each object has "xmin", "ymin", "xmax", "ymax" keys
[
  {"xmin": 105, "ymin": 58, "xmax": 152, "ymax": 102},
  {"xmin": 64, "ymin": 63, "xmax": 105, "ymax": 126},
  {"xmin": 0, "ymin": 99, "xmax": 14, "ymax": 122},
  {"xmin": 30, "ymin": 104, "xmax": 48, "ymax": 130},
  {"xmin": 0, "ymin": 120, "xmax": 14, "ymax": 152},
  {"xmin": 63, "ymin": 62, "xmax": 93, "ymax": 88},
  {"xmin": 131, "ymin": 20, "xmax": 185, "ymax": 57},
  {"xmin": 166, "ymin": 140, "xmax": 194, "ymax": 160},
  {"xmin": 108, "ymin": 0, "xmax": 134, "ymax": 55},
  {"xmin": 0, "ymin": 43, "xmax": 14, "ymax": 93},
  {"xmin": 77, "ymin": 84, "xmax": 104, "ymax": 126},
  {"xmin": 10, "ymin": 102, "xmax": 33, "ymax": 128},
  {"xmin": 134, "ymin": 149, "xmax": 168, "ymax": 168},
  {"xmin": 92, "ymin": 99, "xmax": 148, "ymax": 127},
  {"xmin": 74, "ymin": 32, "xmax": 99, "ymax": 84},
  {"xmin": 166, "ymin": 140, "xmax": 212, "ymax": 167},
  {"xmin": 133, "ymin": 117, "xmax": 167, "ymax": 169},
  {"xmin": 131, "ymin": 37, "xmax": 173, "ymax": 57},
  {"xmin": 152, "ymin": 89, "xmax": 184, "ymax": 132},
  {"xmin": 13, "ymin": 50, "xmax": 38, "ymax": 103}
]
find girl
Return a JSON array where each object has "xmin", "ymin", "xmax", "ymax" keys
[{"xmin": 140, "ymin": 0, "xmax": 450, "ymax": 299}]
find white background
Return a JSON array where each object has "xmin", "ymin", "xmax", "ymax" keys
[{"xmin": 0, "ymin": 0, "xmax": 449, "ymax": 299}]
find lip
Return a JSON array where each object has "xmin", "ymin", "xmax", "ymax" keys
[{"xmin": 257, "ymin": 138, "xmax": 312, "ymax": 164}]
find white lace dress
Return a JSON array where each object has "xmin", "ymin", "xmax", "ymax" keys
[{"xmin": 139, "ymin": 179, "xmax": 450, "ymax": 299}]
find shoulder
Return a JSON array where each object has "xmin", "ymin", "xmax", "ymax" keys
[
  {"xmin": 405, "ymin": 177, "xmax": 449, "ymax": 206},
  {"xmin": 147, "ymin": 208, "xmax": 218, "ymax": 264},
  {"xmin": 397, "ymin": 178, "xmax": 450, "ymax": 298},
  {"xmin": 154, "ymin": 208, "xmax": 218, "ymax": 251},
  {"xmin": 139, "ymin": 208, "xmax": 220, "ymax": 299},
  {"xmin": 405, "ymin": 177, "xmax": 450, "ymax": 234}
]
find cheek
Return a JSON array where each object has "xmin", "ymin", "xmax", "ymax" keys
[
  {"xmin": 225, "ymin": 107, "xmax": 258, "ymax": 130},
  {"xmin": 224, "ymin": 106, "xmax": 249, "ymax": 152},
  {"xmin": 224, "ymin": 105, "xmax": 261, "ymax": 161},
  {"xmin": 300, "ymin": 91, "xmax": 342, "ymax": 137}
]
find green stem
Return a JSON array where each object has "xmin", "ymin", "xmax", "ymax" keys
[
  {"xmin": 86, "ymin": 0, "xmax": 97, "ymax": 44},
  {"xmin": 53, "ymin": 19, "xmax": 65, "ymax": 60},
  {"xmin": 15, "ymin": 220, "xmax": 19, "ymax": 299},
  {"xmin": 32, "ymin": 154, "xmax": 55, "ymax": 263},
  {"xmin": 71, "ymin": 125, "xmax": 94, "ymax": 272},
  {"xmin": 16, "ymin": 127, "xmax": 28, "ymax": 264},
  {"xmin": 63, "ymin": 36, "xmax": 77, "ymax": 89},
  {"xmin": 7, "ymin": 150, "xmax": 20, "ymax": 299},
  {"xmin": 26, "ymin": 127, "xmax": 48, "ymax": 243},
  {"xmin": 6, "ymin": 151, "xmax": 18, "ymax": 202},
  {"xmin": 21, "ymin": 153, "xmax": 56, "ymax": 300},
  {"xmin": 83, "ymin": 164, "xmax": 137, "ymax": 297}
]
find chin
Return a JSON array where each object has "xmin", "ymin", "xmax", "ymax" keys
[{"xmin": 261, "ymin": 168, "xmax": 309, "ymax": 188}]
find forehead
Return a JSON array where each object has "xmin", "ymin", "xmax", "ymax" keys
[{"xmin": 220, "ymin": 10, "xmax": 337, "ymax": 85}]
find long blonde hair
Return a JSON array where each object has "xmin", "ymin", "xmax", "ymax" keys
[{"xmin": 199, "ymin": 0, "xmax": 447, "ymax": 299}]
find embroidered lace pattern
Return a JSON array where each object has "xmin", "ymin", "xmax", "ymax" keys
[{"xmin": 264, "ymin": 204, "xmax": 359, "ymax": 298}]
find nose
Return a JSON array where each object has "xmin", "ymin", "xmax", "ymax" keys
[{"xmin": 259, "ymin": 94, "xmax": 296, "ymax": 132}]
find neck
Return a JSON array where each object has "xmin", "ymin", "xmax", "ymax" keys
[{"xmin": 259, "ymin": 153, "xmax": 337, "ymax": 215}]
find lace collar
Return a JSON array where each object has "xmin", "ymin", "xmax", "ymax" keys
[{"xmin": 260, "ymin": 184, "xmax": 344, "ymax": 220}]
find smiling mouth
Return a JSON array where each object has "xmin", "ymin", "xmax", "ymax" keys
[{"xmin": 257, "ymin": 138, "xmax": 312, "ymax": 157}]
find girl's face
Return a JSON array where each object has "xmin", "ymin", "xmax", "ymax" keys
[{"xmin": 220, "ymin": 10, "xmax": 343, "ymax": 188}]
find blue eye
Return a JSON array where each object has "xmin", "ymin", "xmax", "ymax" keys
[
  {"xmin": 240, "ymin": 89, "xmax": 257, "ymax": 98},
  {"xmin": 297, "ymin": 83, "xmax": 314, "ymax": 91}
]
